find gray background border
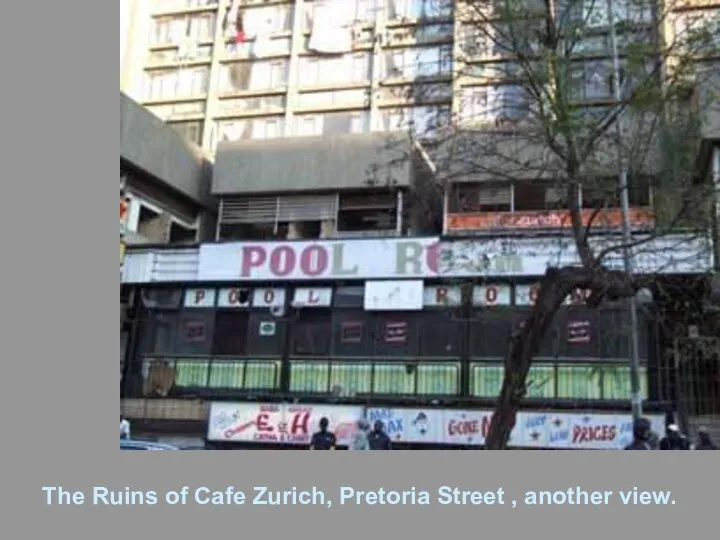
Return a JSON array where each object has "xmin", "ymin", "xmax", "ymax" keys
[{"xmin": 0, "ymin": 1, "xmax": 716, "ymax": 536}]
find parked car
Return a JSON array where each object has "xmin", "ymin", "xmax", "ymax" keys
[{"xmin": 120, "ymin": 439, "xmax": 179, "ymax": 450}]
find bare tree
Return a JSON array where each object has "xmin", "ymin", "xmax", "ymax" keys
[{"xmin": 413, "ymin": 0, "xmax": 720, "ymax": 449}]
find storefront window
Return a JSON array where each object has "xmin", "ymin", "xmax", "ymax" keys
[
  {"xmin": 416, "ymin": 364, "xmax": 460, "ymax": 395},
  {"xmin": 418, "ymin": 316, "xmax": 462, "ymax": 357},
  {"xmin": 373, "ymin": 313, "xmax": 419, "ymax": 357},
  {"xmin": 291, "ymin": 310, "xmax": 332, "ymax": 356},
  {"xmin": 329, "ymin": 363, "xmax": 373, "ymax": 396},
  {"xmin": 332, "ymin": 311, "xmax": 372, "ymax": 356},
  {"xmin": 470, "ymin": 362, "xmax": 648, "ymax": 400},
  {"xmin": 175, "ymin": 311, "xmax": 215, "ymax": 356},
  {"xmin": 245, "ymin": 312, "xmax": 285, "ymax": 356},
  {"xmin": 289, "ymin": 361, "xmax": 329, "ymax": 393},
  {"xmin": 471, "ymin": 363, "xmax": 503, "ymax": 397},
  {"xmin": 526, "ymin": 364, "xmax": 555, "ymax": 398},
  {"xmin": 557, "ymin": 365, "xmax": 602, "ymax": 399},
  {"xmin": 373, "ymin": 364, "xmax": 415, "ymax": 394},
  {"xmin": 174, "ymin": 360, "xmax": 209, "ymax": 387},
  {"xmin": 212, "ymin": 311, "xmax": 250, "ymax": 355},
  {"xmin": 207, "ymin": 360, "xmax": 281, "ymax": 390}
]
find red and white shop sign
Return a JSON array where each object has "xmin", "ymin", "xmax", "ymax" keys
[
  {"xmin": 472, "ymin": 284, "xmax": 511, "ymax": 306},
  {"xmin": 183, "ymin": 288, "xmax": 216, "ymax": 308},
  {"xmin": 207, "ymin": 402, "xmax": 363, "ymax": 446},
  {"xmin": 217, "ymin": 288, "xmax": 251, "ymax": 308},
  {"xmin": 252, "ymin": 288, "xmax": 286, "ymax": 308},
  {"xmin": 515, "ymin": 284, "xmax": 591, "ymax": 306},
  {"xmin": 292, "ymin": 287, "xmax": 333, "ymax": 308},
  {"xmin": 422, "ymin": 285, "xmax": 462, "ymax": 307}
]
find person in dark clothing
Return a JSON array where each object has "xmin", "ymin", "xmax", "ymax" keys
[
  {"xmin": 658, "ymin": 424, "xmax": 692, "ymax": 450},
  {"xmin": 309, "ymin": 417, "xmax": 336, "ymax": 450},
  {"xmin": 625, "ymin": 417, "xmax": 654, "ymax": 450},
  {"xmin": 367, "ymin": 420, "xmax": 392, "ymax": 450},
  {"xmin": 695, "ymin": 427, "xmax": 718, "ymax": 450}
]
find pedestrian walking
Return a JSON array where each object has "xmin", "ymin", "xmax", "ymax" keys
[
  {"xmin": 350, "ymin": 419, "xmax": 370, "ymax": 451},
  {"xmin": 625, "ymin": 418, "xmax": 654, "ymax": 450},
  {"xmin": 658, "ymin": 424, "xmax": 692, "ymax": 450},
  {"xmin": 309, "ymin": 417, "xmax": 336, "ymax": 450},
  {"xmin": 120, "ymin": 415, "xmax": 131, "ymax": 440},
  {"xmin": 695, "ymin": 427, "xmax": 718, "ymax": 450},
  {"xmin": 367, "ymin": 420, "xmax": 392, "ymax": 450}
]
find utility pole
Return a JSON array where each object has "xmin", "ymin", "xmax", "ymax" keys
[{"xmin": 607, "ymin": 0, "xmax": 643, "ymax": 422}]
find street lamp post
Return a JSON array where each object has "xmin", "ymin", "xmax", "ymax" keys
[{"xmin": 607, "ymin": 0, "xmax": 644, "ymax": 422}]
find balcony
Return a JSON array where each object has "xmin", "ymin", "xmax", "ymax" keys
[{"xmin": 446, "ymin": 208, "xmax": 656, "ymax": 235}]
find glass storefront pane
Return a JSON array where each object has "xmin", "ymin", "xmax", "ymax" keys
[
  {"xmin": 208, "ymin": 361, "xmax": 244, "ymax": 388},
  {"xmin": 471, "ymin": 363, "xmax": 503, "ymax": 397},
  {"xmin": 245, "ymin": 361, "xmax": 281, "ymax": 390},
  {"xmin": 373, "ymin": 364, "xmax": 415, "ymax": 394},
  {"xmin": 557, "ymin": 365, "xmax": 602, "ymax": 399},
  {"xmin": 174, "ymin": 360, "xmax": 209, "ymax": 387},
  {"xmin": 329, "ymin": 363, "xmax": 372, "ymax": 396},
  {"xmin": 289, "ymin": 362, "xmax": 329, "ymax": 393},
  {"xmin": 417, "ymin": 364, "xmax": 459, "ymax": 395},
  {"xmin": 526, "ymin": 364, "xmax": 555, "ymax": 398},
  {"xmin": 601, "ymin": 365, "xmax": 647, "ymax": 400}
]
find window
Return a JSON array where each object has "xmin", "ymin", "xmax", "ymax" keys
[
  {"xmin": 373, "ymin": 314, "xmax": 419, "ymax": 357},
  {"xmin": 384, "ymin": 46, "xmax": 452, "ymax": 79},
  {"xmin": 292, "ymin": 311, "xmax": 332, "ymax": 356},
  {"xmin": 513, "ymin": 183, "xmax": 567, "ymax": 211},
  {"xmin": 417, "ymin": 23, "xmax": 454, "ymax": 43},
  {"xmin": 388, "ymin": 0, "xmax": 453, "ymax": 20},
  {"xmin": 175, "ymin": 311, "xmax": 215, "ymax": 355},
  {"xmin": 294, "ymin": 111, "xmax": 370, "ymax": 136},
  {"xmin": 245, "ymin": 313, "xmax": 285, "ymax": 356},
  {"xmin": 214, "ymin": 117, "xmax": 285, "ymax": 146},
  {"xmin": 332, "ymin": 311, "xmax": 372, "ymax": 357},
  {"xmin": 460, "ymin": 85, "xmax": 529, "ymax": 124},
  {"xmin": 212, "ymin": 312, "xmax": 250, "ymax": 356},
  {"xmin": 298, "ymin": 53, "xmax": 371, "ymax": 87},
  {"xmin": 418, "ymin": 315, "xmax": 462, "ymax": 357},
  {"xmin": 243, "ymin": 4, "xmax": 293, "ymax": 34},
  {"xmin": 145, "ymin": 68, "xmax": 209, "ymax": 100},
  {"xmin": 151, "ymin": 13, "xmax": 216, "ymax": 45},
  {"xmin": 450, "ymin": 183, "xmax": 511, "ymax": 213},
  {"xmin": 219, "ymin": 60, "xmax": 288, "ymax": 92},
  {"xmin": 168, "ymin": 121, "xmax": 203, "ymax": 145},
  {"xmin": 168, "ymin": 222, "xmax": 197, "ymax": 243},
  {"xmin": 581, "ymin": 176, "xmax": 651, "ymax": 208},
  {"xmin": 379, "ymin": 106, "xmax": 449, "ymax": 138},
  {"xmin": 305, "ymin": 0, "xmax": 376, "ymax": 30},
  {"xmin": 217, "ymin": 95, "xmax": 286, "ymax": 114},
  {"xmin": 141, "ymin": 311, "xmax": 179, "ymax": 355},
  {"xmin": 297, "ymin": 89, "xmax": 369, "ymax": 109},
  {"xmin": 337, "ymin": 192, "xmax": 397, "ymax": 232},
  {"xmin": 334, "ymin": 287, "xmax": 365, "ymax": 308},
  {"xmin": 571, "ymin": 61, "xmax": 613, "ymax": 101}
]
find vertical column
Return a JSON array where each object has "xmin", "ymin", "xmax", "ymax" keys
[
  {"xmin": 200, "ymin": 0, "xmax": 232, "ymax": 153},
  {"xmin": 121, "ymin": 0, "xmax": 153, "ymax": 101},
  {"xmin": 369, "ymin": 3, "xmax": 387, "ymax": 131},
  {"xmin": 285, "ymin": 0, "xmax": 308, "ymax": 134},
  {"xmin": 450, "ymin": 0, "xmax": 465, "ymax": 120}
]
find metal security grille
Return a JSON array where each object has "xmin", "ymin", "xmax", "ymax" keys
[
  {"xmin": 672, "ymin": 336, "xmax": 720, "ymax": 439},
  {"xmin": 218, "ymin": 194, "xmax": 339, "ymax": 225}
]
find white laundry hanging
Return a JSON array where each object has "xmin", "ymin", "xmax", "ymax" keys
[
  {"xmin": 225, "ymin": 0, "xmax": 241, "ymax": 38},
  {"xmin": 308, "ymin": 0, "xmax": 353, "ymax": 55}
]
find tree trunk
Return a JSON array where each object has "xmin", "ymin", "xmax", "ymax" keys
[{"xmin": 483, "ymin": 265, "xmax": 632, "ymax": 450}]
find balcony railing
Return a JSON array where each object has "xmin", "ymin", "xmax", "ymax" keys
[{"xmin": 125, "ymin": 356, "xmax": 649, "ymax": 404}]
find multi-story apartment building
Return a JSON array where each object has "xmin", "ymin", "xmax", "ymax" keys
[{"xmin": 119, "ymin": 1, "xmax": 719, "ymax": 448}]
